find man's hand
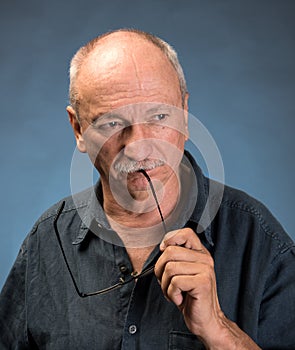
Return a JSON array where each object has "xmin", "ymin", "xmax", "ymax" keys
[{"xmin": 154, "ymin": 228, "xmax": 261, "ymax": 349}]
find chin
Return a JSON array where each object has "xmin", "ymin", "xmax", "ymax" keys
[{"xmin": 127, "ymin": 172, "xmax": 150, "ymax": 192}]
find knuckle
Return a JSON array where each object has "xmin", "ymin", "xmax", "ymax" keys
[
  {"xmin": 204, "ymin": 254, "xmax": 214, "ymax": 268},
  {"xmin": 154, "ymin": 265, "xmax": 160, "ymax": 279},
  {"xmin": 165, "ymin": 245, "xmax": 176, "ymax": 255},
  {"xmin": 165, "ymin": 261, "xmax": 176, "ymax": 276},
  {"xmin": 184, "ymin": 227, "xmax": 199, "ymax": 241},
  {"xmin": 170, "ymin": 275, "xmax": 179, "ymax": 288},
  {"xmin": 183, "ymin": 227, "xmax": 194, "ymax": 235},
  {"xmin": 203, "ymin": 263, "xmax": 215, "ymax": 276}
]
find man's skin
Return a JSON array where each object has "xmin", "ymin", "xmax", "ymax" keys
[{"xmin": 67, "ymin": 31, "xmax": 261, "ymax": 349}]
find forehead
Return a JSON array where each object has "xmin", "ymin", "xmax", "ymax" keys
[
  {"xmin": 75, "ymin": 34, "xmax": 182, "ymax": 113},
  {"xmin": 83, "ymin": 33, "xmax": 173, "ymax": 78}
]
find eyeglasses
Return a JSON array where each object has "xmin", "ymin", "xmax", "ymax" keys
[{"xmin": 53, "ymin": 169, "xmax": 167, "ymax": 298}]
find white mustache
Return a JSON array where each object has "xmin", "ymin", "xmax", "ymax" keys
[{"xmin": 114, "ymin": 159, "xmax": 164, "ymax": 174}]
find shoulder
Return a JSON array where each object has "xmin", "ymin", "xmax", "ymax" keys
[
  {"xmin": 217, "ymin": 183, "xmax": 294, "ymax": 253},
  {"xmin": 30, "ymin": 187, "xmax": 93, "ymax": 231}
]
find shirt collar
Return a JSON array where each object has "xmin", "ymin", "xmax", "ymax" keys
[
  {"xmin": 71, "ymin": 182, "xmax": 110, "ymax": 245},
  {"xmin": 183, "ymin": 151, "xmax": 214, "ymax": 246}
]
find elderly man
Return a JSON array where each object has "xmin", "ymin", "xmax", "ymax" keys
[{"xmin": 1, "ymin": 29, "xmax": 295, "ymax": 349}]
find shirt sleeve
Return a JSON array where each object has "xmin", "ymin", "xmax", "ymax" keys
[
  {"xmin": 258, "ymin": 246, "xmax": 295, "ymax": 349},
  {"xmin": 0, "ymin": 235, "xmax": 30, "ymax": 349}
]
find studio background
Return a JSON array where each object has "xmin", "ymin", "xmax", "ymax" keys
[{"xmin": 0, "ymin": 0, "xmax": 294, "ymax": 289}]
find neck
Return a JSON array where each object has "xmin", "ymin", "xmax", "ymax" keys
[{"xmin": 101, "ymin": 170, "xmax": 180, "ymax": 246}]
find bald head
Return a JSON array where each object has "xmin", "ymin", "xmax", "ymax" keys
[{"xmin": 69, "ymin": 29, "xmax": 187, "ymax": 114}]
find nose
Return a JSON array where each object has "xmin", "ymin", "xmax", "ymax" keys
[{"xmin": 122, "ymin": 123, "xmax": 153, "ymax": 161}]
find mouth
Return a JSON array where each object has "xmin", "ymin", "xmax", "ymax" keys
[
  {"xmin": 114, "ymin": 159, "xmax": 165, "ymax": 176},
  {"xmin": 137, "ymin": 168, "xmax": 152, "ymax": 182},
  {"xmin": 126, "ymin": 167, "xmax": 158, "ymax": 183}
]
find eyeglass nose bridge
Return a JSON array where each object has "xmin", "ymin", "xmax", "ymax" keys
[{"xmin": 119, "ymin": 265, "xmax": 155, "ymax": 285}]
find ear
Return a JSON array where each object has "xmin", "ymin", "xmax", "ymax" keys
[
  {"xmin": 183, "ymin": 93, "xmax": 189, "ymax": 141},
  {"xmin": 66, "ymin": 106, "xmax": 87, "ymax": 153}
]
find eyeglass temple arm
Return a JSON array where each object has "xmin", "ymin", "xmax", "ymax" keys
[
  {"xmin": 138, "ymin": 169, "xmax": 167, "ymax": 234},
  {"xmin": 53, "ymin": 201, "xmax": 87, "ymax": 298},
  {"xmin": 53, "ymin": 170, "xmax": 166, "ymax": 298}
]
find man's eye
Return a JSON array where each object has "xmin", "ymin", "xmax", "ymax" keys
[
  {"xmin": 107, "ymin": 121, "xmax": 120, "ymax": 128},
  {"xmin": 152, "ymin": 114, "xmax": 168, "ymax": 122},
  {"xmin": 96, "ymin": 120, "xmax": 124, "ymax": 130}
]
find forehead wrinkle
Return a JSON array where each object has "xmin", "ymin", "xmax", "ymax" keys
[
  {"xmin": 130, "ymin": 51, "xmax": 143, "ymax": 92},
  {"xmin": 80, "ymin": 91, "xmax": 170, "ymax": 120},
  {"xmin": 77, "ymin": 50, "xmax": 145, "ymax": 105},
  {"xmin": 82, "ymin": 35, "xmax": 174, "ymax": 89},
  {"xmin": 75, "ymin": 35, "xmax": 183, "ymax": 117}
]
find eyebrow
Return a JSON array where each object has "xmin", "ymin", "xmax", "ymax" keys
[
  {"xmin": 144, "ymin": 106, "xmax": 171, "ymax": 114},
  {"xmin": 91, "ymin": 112, "xmax": 125, "ymax": 123},
  {"xmin": 91, "ymin": 104, "xmax": 172, "ymax": 124}
]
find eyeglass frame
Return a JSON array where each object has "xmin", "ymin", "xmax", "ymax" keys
[{"xmin": 53, "ymin": 170, "xmax": 167, "ymax": 298}]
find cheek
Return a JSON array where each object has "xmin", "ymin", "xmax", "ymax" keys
[
  {"xmin": 81, "ymin": 131, "xmax": 108, "ymax": 171},
  {"xmin": 151, "ymin": 130, "xmax": 185, "ymax": 171},
  {"xmin": 162, "ymin": 129, "xmax": 186, "ymax": 150},
  {"xmin": 165, "ymin": 131, "xmax": 186, "ymax": 164},
  {"xmin": 84, "ymin": 137, "xmax": 102, "ymax": 165},
  {"xmin": 90, "ymin": 137, "xmax": 122, "ymax": 175}
]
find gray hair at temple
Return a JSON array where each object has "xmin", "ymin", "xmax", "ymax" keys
[{"xmin": 68, "ymin": 28, "xmax": 188, "ymax": 115}]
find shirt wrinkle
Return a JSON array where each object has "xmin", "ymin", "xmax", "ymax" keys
[
  {"xmin": 2, "ymin": 152, "xmax": 294, "ymax": 349},
  {"xmin": 221, "ymin": 197, "xmax": 294, "ymax": 252}
]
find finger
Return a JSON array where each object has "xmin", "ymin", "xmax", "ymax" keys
[
  {"xmin": 159, "ymin": 261, "xmax": 205, "ymax": 298},
  {"xmin": 167, "ymin": 273, "xmax": 214, "ymax": 307},
  {"xmin": 155, "ymin": 245, "xmax": 212, "ymax": 282},
  {"xmin": 166, "ymin": 275, "xmax": 197, "ymax": 306},
  {"xmin": 160, "ymin": 228, "xmax": 208, "ymax": 253}
]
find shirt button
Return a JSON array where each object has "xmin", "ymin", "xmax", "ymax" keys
[
  {"xmin": 128, "ymin": 324, "xmax": 137, "ymax": 334},
  {"xmin": 120, "ymin": 265, "xmax": 128, "ymax": 273}
]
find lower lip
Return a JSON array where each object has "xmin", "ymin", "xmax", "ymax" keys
[
  {"xmin": 128, "ymin": 167, "xmax": 160, "ymax": 183},
  {"xmin": 137, "ymin": 167, "xmax": 160, "ymax": 177}
]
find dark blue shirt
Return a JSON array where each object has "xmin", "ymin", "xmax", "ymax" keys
[{"xmin": 1, "ymin": 152, "xmax": 295, "ymax": 349}]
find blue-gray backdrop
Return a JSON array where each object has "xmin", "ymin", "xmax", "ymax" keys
[{"xmin": 1, "ymin": 0, "xmax": 294, "ymax": 289}]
